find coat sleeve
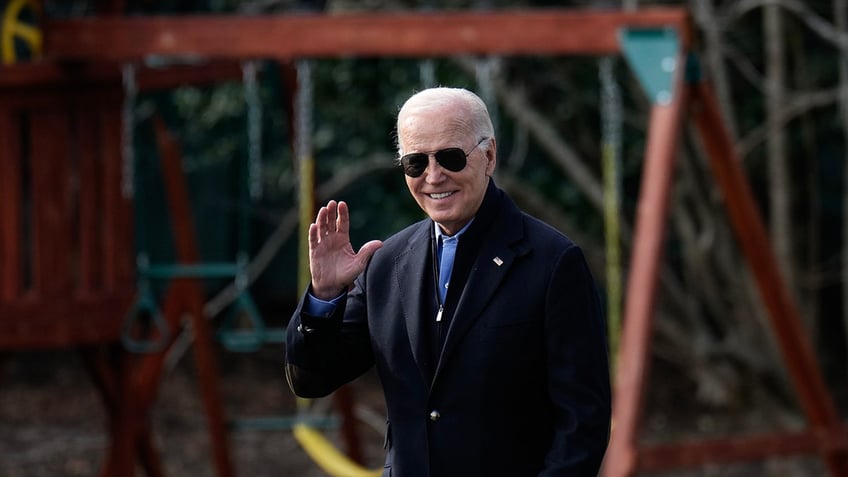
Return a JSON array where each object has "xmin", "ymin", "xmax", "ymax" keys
[
  {"xmin": 540, "ymin": 245, "xmax": 612, "ymax": 476},
  {"xmin": 285, "ymin": 277, "xmax": 374, "ymax": 399}
]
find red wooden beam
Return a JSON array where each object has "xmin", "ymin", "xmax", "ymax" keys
[
  {"xmin": 638, "ymin": 425, "xmax": 848, "ymax": 472},
  {"xmin": 144, "ymin": 116, "xmax": 235, "ymax": 477},
  {"xmin": 0, "ymin": 61, "xmax": 244, "ymax": 91},
  {"xmin": 601, "ymin": 59, "xmax": 689, "ymax": 477},
  {"xmin": 99, "ymin": 104, "xmax": 135, "ymax": 292},
  {"xmin": 0, "ymin": 113, "xmax": 22, "ymax": 301},
  {"xmin": 29, "ymin": 111, "xmax": 74, "ymax": 298},
  {"xmin": 44, "ymin": 9, "xmax": 692, "ymax": 61},
  {"xmin": 0, "ymin": 294, "xmax": 133, "ymax": 348},
  {"xmin": 77, "ymin": 107, "xmax": 105, "ymax": 294}
]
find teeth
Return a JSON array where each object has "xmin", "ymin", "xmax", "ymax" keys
[{"xmin": 429, "ymin": 192, "xmax": 452, "ymax": 199}]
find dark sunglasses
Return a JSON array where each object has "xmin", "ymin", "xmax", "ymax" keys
[{"xmin": 400, "ymin": 138, "xmax": 488, "ymax": 178}]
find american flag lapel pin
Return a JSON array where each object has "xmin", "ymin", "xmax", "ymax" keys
[{"xmin": 493, "ymin": 257, "xmax": 503, "ymax": 266}]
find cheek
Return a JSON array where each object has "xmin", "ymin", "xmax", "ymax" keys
[
  {"xmin": 474, "ymin": 161, "xmax": 493, "ymax": 184},
  {"xmin": 469, "ymin": 156, "xmax": 493, "ymax": 178},
  {"xmin": 405, "ymin": 177, "xmax": 423, "ymax": 198}
]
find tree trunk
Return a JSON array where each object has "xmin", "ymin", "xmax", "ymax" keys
[
  {"xmin": 788, "ymin": 18, "xmax": 820, "ymax": 337},
  {"xmin": 764, "ymin": 3, "xmax": 795, "ymax": 295},
  {"xmin": 691, "ymin": 0, "xmax": 739, "ymax": 140},
  {"xmin": 836, "ymin": 0, "xmax": 848, "ymax": 386}
]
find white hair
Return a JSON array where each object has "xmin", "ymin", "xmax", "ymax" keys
[{"xmin": 395, "ymin": 87, "xmax": 495, "ymax": 158}]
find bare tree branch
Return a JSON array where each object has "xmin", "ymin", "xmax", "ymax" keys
[
  {"xmin": 692, "ymin": 0, "xmax": 740, "ymax": 139},
  {"xmin": 763, "ymin": 1, "xmax": 795, "ymax": 291},
  {"xmin": 721, "ymin": 41, "xmax": 766, "ymax": 91},
  {"xmin": 721, "ymin": 0, "xmax": 848, "ymax": 52},
  {"xmin": 836, "ymin": 0, "xmax": 848, "ymax": 383},
  {"xmin": 736, "ymin": 87, "xmax": 840, "ymax": 158}
]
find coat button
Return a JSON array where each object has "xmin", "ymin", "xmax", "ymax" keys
[{"xmin": 429, "ymin": 410, "xmax": 441, "ymax": 422}]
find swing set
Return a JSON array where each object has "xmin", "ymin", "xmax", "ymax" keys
[{"xmin": 1, "ymin": 3, "xmax": 846, "ymax": 476}]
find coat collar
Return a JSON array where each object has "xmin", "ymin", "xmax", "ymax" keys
[
  {"xmin": 434, "ymin": 181, "xmax": 529, "ymax": 383},
  {"xmin": 394, "ymin": 180, "xmax": 531, "ymax": 387}
]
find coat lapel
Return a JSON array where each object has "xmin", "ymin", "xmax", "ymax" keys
[
  {"xmin": 395, "ymin": 221, "xmax": 434, "ymax": 384},
  {"xmin": 433, "ymin": 199, "xmax": 530, "ymax": 384}
]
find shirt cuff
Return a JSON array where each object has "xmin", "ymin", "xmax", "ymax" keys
[{"xmin": 304, "ymin": 290, "xmax": 346, "ymax": 318}]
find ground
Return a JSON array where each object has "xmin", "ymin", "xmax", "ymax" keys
[
  {"xmin": 0, "ymin": 347, "xmax": 833, "ymax": 476},
  {"xmin": 0, "ymin": 347, "xmax": 387, "ymax": 477}
]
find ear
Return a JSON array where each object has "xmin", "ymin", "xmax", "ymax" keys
[{"xmin": 484, "ymin": 137, "xmax": 497, "ymax": 176}]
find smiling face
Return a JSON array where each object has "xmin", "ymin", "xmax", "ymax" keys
[{"xmin": 397, "ymin": 90, "xmax": 496, "ymax": 236}]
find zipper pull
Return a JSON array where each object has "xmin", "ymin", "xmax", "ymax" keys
[{"xmin": 436, "ymin": 304, "xmax": 444, "ymax": 322}]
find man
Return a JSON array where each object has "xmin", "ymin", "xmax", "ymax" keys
[{"xmin": 286, "ymin": 87, "xmax": 611, "ymax": 476}]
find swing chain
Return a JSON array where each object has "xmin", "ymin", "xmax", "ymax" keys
[
  {"xmin": 419, "ymin": 59, "xmax": 436, "ymax": 88},
  {"xmin": 242, "ymin": 60, "xmax": 263, "ymax": 200},
  {"xmin": 121, "ymin": 63, "xmax": 137, "ymax": 199},
  {"xmin": 122, "ymin": 252, "xmax": 172, "ymax": 353},
  {"xmin": 294, "ymin": 59, "xmax": 313, "ymax": 166},
  {"xmin": 599, "ymin": 56, "xmax": 624, "ymax": 367},
  {"xmin": 474, "ymin": 55, "xmax": 500, "ymax": 138},
  {"xmin": 235, "ymin": 251, "xmax": 249, "ymax": 292},
  {"xmin": 600, "ymin": 57, "xmax": 622, "ymax": 166}
]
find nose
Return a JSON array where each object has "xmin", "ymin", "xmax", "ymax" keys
[{"xmin": 424, "ymin": 156, "xmax": 445, "ymax": 183}]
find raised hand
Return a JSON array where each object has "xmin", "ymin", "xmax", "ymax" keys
[{"xmin": 308, "ymin": 200, "xmax": 383, "ymax": 300}]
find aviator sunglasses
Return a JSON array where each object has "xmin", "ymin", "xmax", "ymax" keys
[{"xmin": 400, "ymin": 138, "xmax": 488, "ymax": 178}]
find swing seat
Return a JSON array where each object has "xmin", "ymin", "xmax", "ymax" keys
[
  {"xmin": 294, "ymin": 423, "xmax": 383, "ymax": 477},
  {"xmin": 0, "ymin": 82, "xmax": 135, "ymax": 349}
]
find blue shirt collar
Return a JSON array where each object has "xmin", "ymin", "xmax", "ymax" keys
[{"xmin": 434, "ymin": 218, "xmax": 474, "ymax": 242}]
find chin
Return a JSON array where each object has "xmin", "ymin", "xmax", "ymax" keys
[{"xmin": 428, "ymin": 209, "xmax": 456, "ymax": 222}]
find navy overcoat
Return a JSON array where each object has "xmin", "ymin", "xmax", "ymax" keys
[{"xmin": 286, "ymin": 181, "xmax": 611, "ymax": 476}]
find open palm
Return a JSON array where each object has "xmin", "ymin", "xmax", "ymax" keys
[{"xmin": 308, "ymin": 200, "xmax": 383, "ymax": 300}]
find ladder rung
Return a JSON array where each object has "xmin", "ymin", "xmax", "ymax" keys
[
  {"xmin": 229, "ymin": 414, "xmax": 339, "ymax": 432},
  {"xmin": 142, "ymin": 263, "xmax": 240, "ymax": 279}
]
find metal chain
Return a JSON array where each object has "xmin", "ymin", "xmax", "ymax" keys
[
  {"xmin": 419, "ymin": 59, "xmax": 436, "ymax": 88},
  {"xmin": 474, "ymin": 55, "xmax": 500, "ymax": 139},
  {"xmin": 243, "ymin": 60, "xmax": 263, "ymax": 199},
  {"xmin": 294, "ymin": 59, "xmax": 315, "ymax": 316},
  {"xmin": 294, "ymin": 59, "xmax": 313, "ymax": 168},
  {"xmin": 600, "ymin": 57, "xmax": 622, "ymax": 167},
  {"xmin": 121, "ymin": 63, "xmax": 137, "ymax": 198},
  {"xmin": 600, "ymin": 55, "xmax": 623, "ymax": 366}
]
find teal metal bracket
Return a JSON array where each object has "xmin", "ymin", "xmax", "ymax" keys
[
  {"xmin": 619, "ymin": 28, "xmax": 681, "ymax": 106},
  {"xmin": 218, "ymin": 288, "xmax": 268, "ymax": 353},
  {"xmin": 124, "ymin": 251, "xmax": 283, "ymax": 354},
  {"xmin": 229, "ymin": 414, "xmax": 339, "ymax": 432},
  {"xmin": 216, "ymin": 253, "xmax": 286, "ymax": 352},
  {"xmin": 122, "ymin": 269, "xmax": 171, "ymax": 354}
]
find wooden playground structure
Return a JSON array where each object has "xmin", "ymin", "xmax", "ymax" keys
[{"xmin": 1, "ymin": 2, "xmax": 847, "ymax": 476}]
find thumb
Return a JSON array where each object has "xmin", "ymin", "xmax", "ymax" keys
[{"xmin": 356, "ymin": 240, "xmax": 383, "ymax": 264}]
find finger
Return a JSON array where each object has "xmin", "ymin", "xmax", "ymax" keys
[
  {"xmin": 315, "ymin": 205, "xmax": 327, "ymax": 236},
  {"xmin": 316, "ymin": 201, "xmax": 335, "ymax": 237},
  {"xmin": 337, "ymin": 201, "xmax": 350, "ymax": 236},
  {"xmin": 326, "ymin": 200, "xmax": 338, "ymax": 234},
  {"xmin": 308, "ymin": 222, "xmax": 320, "ymax": 249}
]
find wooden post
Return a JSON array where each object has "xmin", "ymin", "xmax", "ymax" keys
[{"xmin": 602, "ymin": 58, "xmax": 688, "ymax": 477}]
